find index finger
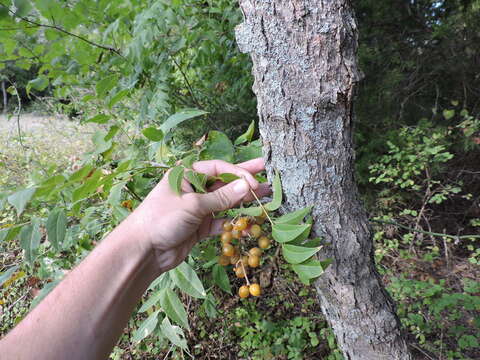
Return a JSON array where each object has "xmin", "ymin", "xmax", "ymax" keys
[{"xmin": 192, "ymin": 159, "xmax": 262, "ymax": 190}]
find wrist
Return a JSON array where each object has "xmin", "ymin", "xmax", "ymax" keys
[{"xmin": 107, "ymin": 217, "xmax": 160, "ymax": 282}]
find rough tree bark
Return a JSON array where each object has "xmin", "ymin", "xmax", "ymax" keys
[{"xmin": 235, "ymin": 1, "xmax": 413, "ymax": 359}]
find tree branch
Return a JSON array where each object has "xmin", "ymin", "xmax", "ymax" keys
[{"xmin": 0, "ymin": 3, "xmax": 124, "ymax": 58}]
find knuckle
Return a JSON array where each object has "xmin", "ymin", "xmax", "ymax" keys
[{"xmin": 215, "ymin": 189, "xmax": 232, "ymax": 210}]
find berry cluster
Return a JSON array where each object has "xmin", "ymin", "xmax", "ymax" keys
[{"xmin": 217, "ymin": 214, "xmax": 272, "ymax": 298}]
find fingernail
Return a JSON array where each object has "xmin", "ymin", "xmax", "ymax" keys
[{"xmin": 233, "ymin": 179, "xmax": 249, "ymax": 194}]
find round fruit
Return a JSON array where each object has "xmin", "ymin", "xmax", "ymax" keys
[
  {"xmin": 218, "ymin": 255, "xmax": 230, "ymax": 266},
  {"xmin": 233, "ymin": 217, "xmax": 249, "ymax": 231},
  {"xmin": 241, "ymin": 255, "xmax": 250, "ymax": 267},
  {"xmin": 249, "ymin": 283, "xmax": 261, "ymax": 296},
  {"xmin": 239, "ymin": 285, "xmax": 250, "ymax": 298},
  {"xmin": 248, "ymin": 255, "xmax": 260, "ymax": 268},
  {"xmin": 232, "ymin": 229, "xmax": 242, "ymax": 239},
  {"xmin": 249, "ymin": 247, "xmax": 262, "ymax": 257},
  {"xmin": 258, "ymin": 236, "xmax": 271, "ymax": 249},
  {"xmin": 223, "ymin": 221, "xmax": 233, "ymax": 232},
  {"xmin": 235, "ymin": 266, "xmax": 245, "ymax": 278},
  {"xmin": 221, "ymin": 232, "xmax": 232, "ymax": 244},
  {"xmin": 249, "ymin": 224, "xmax": 262, "ymax": 238},
  {"xmin": 230, "ymin": 253, "xmax": 240, "ymax": 265},
  {"xmin": 222, "ymin": 243, "xmax": 235, "ymax": 257}
]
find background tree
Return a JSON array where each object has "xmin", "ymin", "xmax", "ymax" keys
[{"xmin": 235, "ymin": 1, "xmax": 413, "ymax": 358}]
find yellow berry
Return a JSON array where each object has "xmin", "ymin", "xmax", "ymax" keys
[
  {"xmin": 249, "ymin": 283, "xmax": 261, "ymax": 297},
  {"xmin": 221, "ymin": 232, "xmax": 232, "ymax": 244},
  {"xmin": 223, "ymin": 221, "xmax": 233, "ymax": 232},
  {"xmin": 249, "ymin": 224, "xmax": 262, "ymax": 238},
  {"xmin": 230, "ymin": 253, "xmax": 240, "ymax": 265},
  {"xmin": 232, "ymin": 229, "xmax": 242, "ymax": 239},
  {"xmin": 239, "ymin": 285, "xmax": 250, "ymax": 298},
  {"xmin": 248, "ymin": 255, "xmax": 260, "ymax": 268},
  {"xmin": 258, "ymin": 236, "xmax": 271, "ymax": 249},
  {"xmin": 235, "ymin": 266, "xmax": 246, "ymax": 278},
  {"xmin": 218, "ymin": 255, "xmax": 230, "ymax": 266},
  {"xmin": 222, "ymin": 243, "xmax": 235, "ymax": 257},
  {"xmin": 233, "ymin": 217, "xmax": 249, "ymax": 231},
  {"xmin": 249, "ymin": 247, "xmax": 262, "ymax": 257}
]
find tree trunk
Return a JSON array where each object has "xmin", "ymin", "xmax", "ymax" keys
[{"xmin": 235, "ymin": 1, "xmax": 413, "ymax": 359}]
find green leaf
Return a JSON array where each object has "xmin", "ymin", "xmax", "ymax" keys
[
  {"xmin": 0, "ymin": 265, "xmax": 19, "ymax": 287},
  {"xmin": 69, "ymin": 164, "xmax": 94, "ymax": 183},
  {"xmin": 185, "ymin": 170, "xmax": 207, "ymax": 193},
  {"xmin": 234, "ymin": 120, "xmax": 255, "ymax": 145},
  {"xmin": 275, "ymin": 206, "xmax": 313, "ymax": 225},
  {"xmin": 148, "ymin": 272, "xmax": 171, "ymax": 291},
  {"xmin": 139, "ymin": 290, "xmax": 163, "ymax": 313},
  {"xmin": 85, "ymin": 114, "xmax": 110, "ymax": 124},
  {"xmin": 132, "ymin": 310, "xmax": 160, "ymax": 343},
  {"xmin": 160, "ymin": 109, "xmax": 208, "ymax": 134},
  {"xmin": 20, "ymin": 220, "xmax": 41, "ymax": 265},
  {"xmin": 216, "ymin": 173, "xmax": 240, "ymax": 183},
  {"xmin": 0, "ymin": 225, "xmax": 21, "ymax": 243},
  {"xmin": 7, "ymin": 187, "xmax": 36, "ymax": 216},
  {"xmin": 443, "ymin": 109, "xmax": 455, "ymax": 120},
  {"xmin": 46, "ymin": 208, "xmax": 67, "ymax": 252},
  {"xmin": 272, "ymin": 223, "xmax": 311, "ymax": 243},
  {"xmin": 108, "ymin": 89, "xmax": 130, "ymax": 108},
  {"xmin": 200, "ymin": 131, "xmax": 234, "ymax": 163},
  {"xmin": 96, "ymin": 75, "xmax": 118, "ymax": 97},
  {"xmin": 212, "ymin": 264, "xmax": 232, "ymax": 294},
  {"xmin": 168, "ymin": 166, "xmax": 184, "ymax": 196},
  {"xmin": 282, "ymin": 244, "xmax": 322, "ymax": 264},
  {"xmin": 264, "ymin": 171, "xmax": 282, "ymax": 211},
  {"xmin": 235, "ymin": 140, "xmax": 262, "ymax": 162},
  {"xmin": 292, "ymin": 258, "xmax": 327, "ymax": 280},
  {"xmin": 160, "ymin": 288, "xmax": 189, "ymax": 329},
  {"xmin": 27, "ymin": 75, "xmax": 49, "ymax": 94},
  {"xmin": 13, "ymin": 0, "xmax": 32, "ymax": 16},
  {"xmin": 72, "ymin": 170, "xmax": 102, "ymax": 203},
  {"xmin": 142, "ymin": 127, "xmax": 164, "ymax": 142},
  {"xmin": 36, "ymin": 175, "xmax": 66, "ymax": 197},
  {"xmin": 169, "ymin": 262, "xmax": 206, "ymax": 299},
  {"xmin": 181, "ymin": 154, "xmax": 197, "ymax": 168},
  {"xmin": 160, "ymin": 317, "xmax": 188, "ymax": 349},
  {"xmin": 226, "ymin": 206, "xmax": 263, "ymax": 217}
]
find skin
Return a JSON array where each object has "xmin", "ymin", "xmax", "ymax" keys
[{"xmin": 0, "ymin": 158, "xmax": 269, "ymax": 360}]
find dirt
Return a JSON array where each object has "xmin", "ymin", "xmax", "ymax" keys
[{"xmin": 0, "ymin": 113, "xmax": 101, "ymax": 189}]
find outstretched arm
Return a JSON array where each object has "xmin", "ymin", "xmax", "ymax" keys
[{"xmin": 0, "ymin": 158, "xmax": 268, "ymax": 360}]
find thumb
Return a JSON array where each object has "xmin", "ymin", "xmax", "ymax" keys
[{"xmin": 198, "ymin": 179, "xmax": 250, "ymax": 214}]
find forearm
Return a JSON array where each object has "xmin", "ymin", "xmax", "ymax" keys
[{"xmin": 0, "ymin": 219, "xmax": 159, "ymax": 360}]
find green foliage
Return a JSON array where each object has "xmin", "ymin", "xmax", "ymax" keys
[
  {"xmin": 233, "ymin": 305, "xmax": 325, "ymax": 360},
  {"xmin": 1, "ymin": 0, "xmax": 479, "ymax": 359},
  {"xmin": 389, "ymin": 277, "xmax": 480, "ymax": 358}
]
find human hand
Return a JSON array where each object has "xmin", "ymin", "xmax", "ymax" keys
[{"xmin": 123, "ymin": 158, "xmax": 270, "ymax": 274}]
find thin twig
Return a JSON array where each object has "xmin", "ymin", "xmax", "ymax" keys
[
  {"xmin": 170, "ymin": 56, "xmax": 203, "ymax": 109},
  {"xmin": 8, "ymin": 81, "xmax": 27, "ymax": 153}
]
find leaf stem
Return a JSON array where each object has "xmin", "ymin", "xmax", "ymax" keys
[
  {"xmin": 237, "ymin": 259, "xmax": 250, "ymax": 286},
  {"xmin": 249, "ymin": 189, "xmax": 273, "ymax": 225}
]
